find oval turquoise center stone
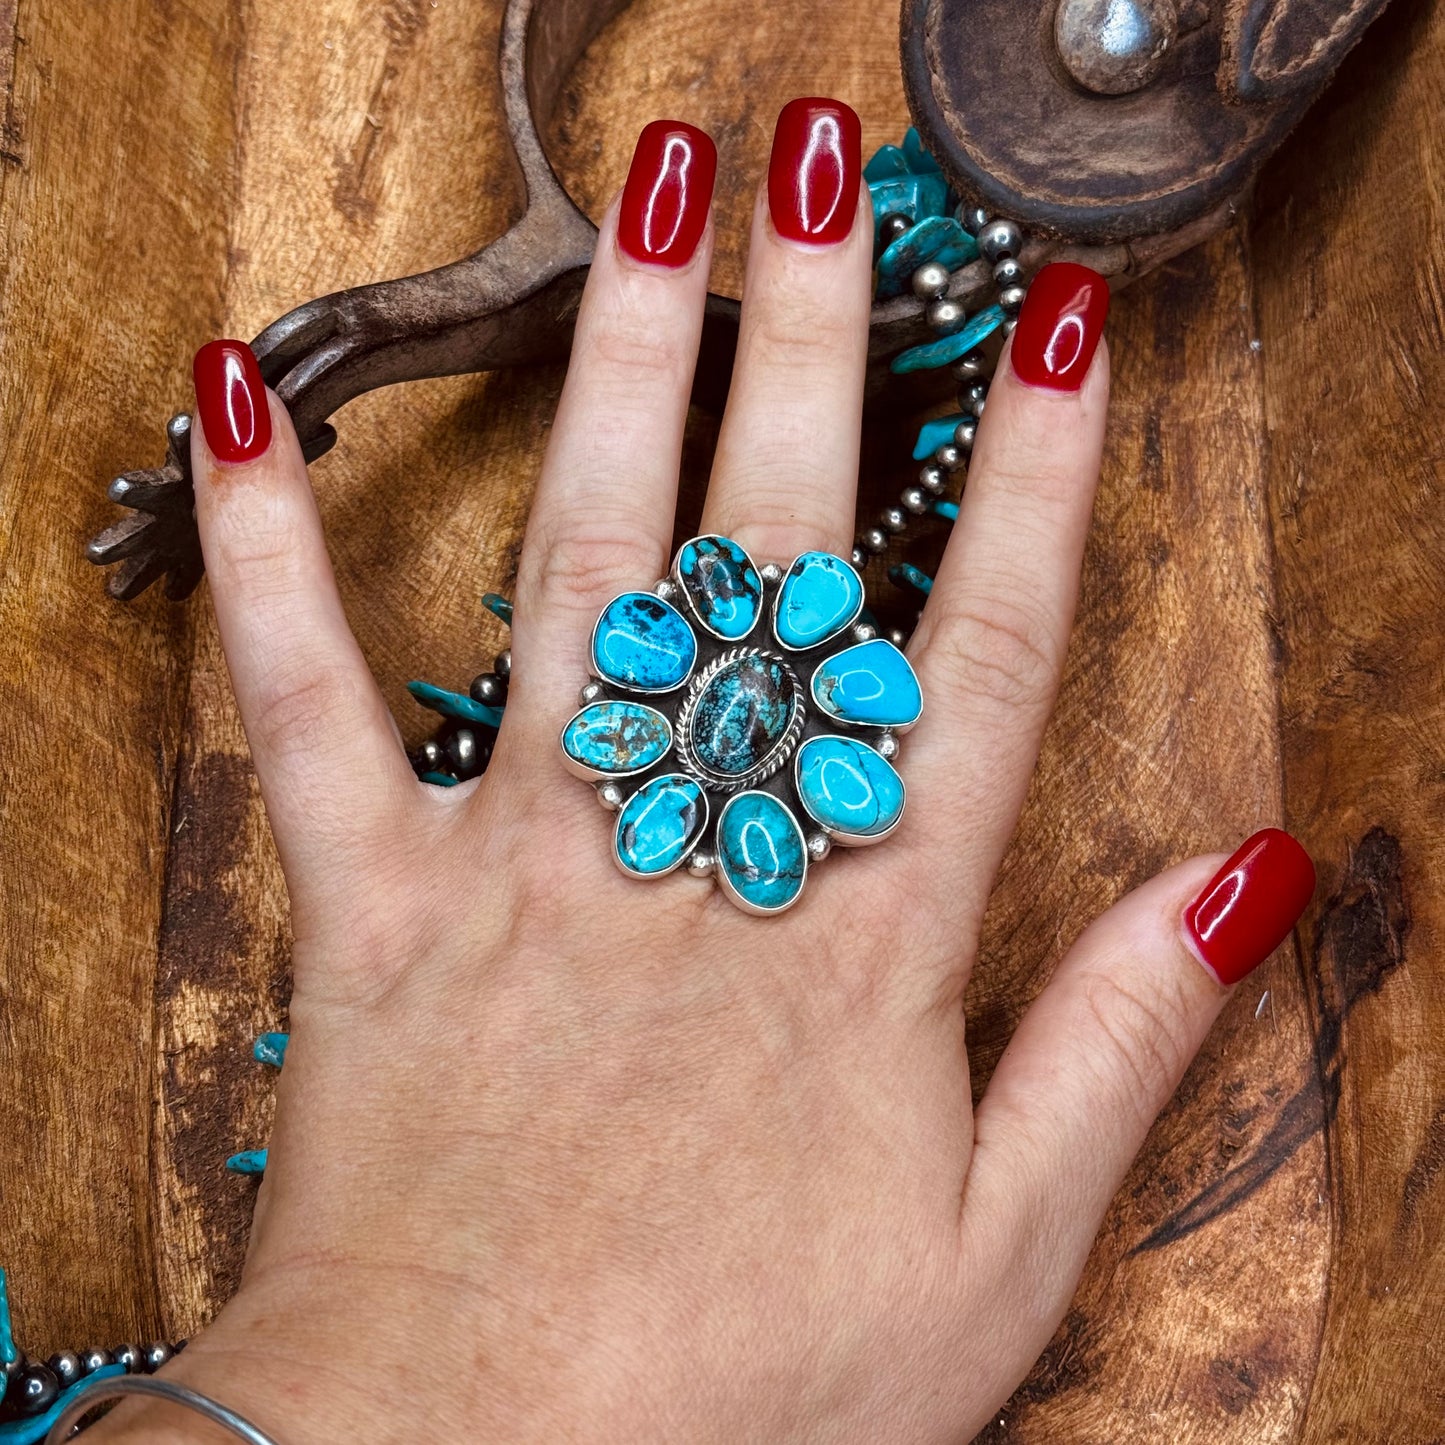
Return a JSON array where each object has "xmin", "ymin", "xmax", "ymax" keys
[
  {"xmin": 614, "ymin": 774, "xmax": 707, "ymax": 876},
  {"xmin": 688, "ymin": 653, "xmax": 797, "ymax": 778},
  {"xmin": 810, "ymin": 637, "xmax": 922, "ymax": 728},
  {"xmin": 716, "ymin": 792, "xmax": 806, "ymax": 912},
  {"xmin": 592, "ymin": 592, "xmax": 697, "ymax": 691},
  {"xmin": 562, "ymin": 700, "xmax": 672, "ymax": 775},
  {"xmin": 677, "ymin": 535, "xmax": 761, "ymax": 641},
  {"xmin": 773, "ymin": 551, "xmax": 863, "ymax": 650},
  {"xmin": 795, "ymin": 735, "xmax": 904, "ymax": 839}
]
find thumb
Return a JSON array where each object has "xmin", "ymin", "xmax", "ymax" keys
[{"xmin": 961, "ymin": 829, "xmax": 1314, "ymax": 1339}]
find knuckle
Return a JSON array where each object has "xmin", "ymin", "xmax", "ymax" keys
[
  {"xmin": 250, "ymin": 661, "xmax": 363, "ymax": 762},
  {"xmin": 1078, "ymin": 968, "xmax": 1192, "ymax": 1108},
  {"xmin": 519, "ymin": 518, "xmax": 663, "ymax": 616},
  {"xmin": 925, "ymin": 593, "xmax": 1060, "ymax": 713},
  {"xmin": 749, "ymin": 296, "xmax": 857, "ymax": 371},
  {"xmin": 585, "ymin": 319, "xmax": 687, "ymax": 385}
]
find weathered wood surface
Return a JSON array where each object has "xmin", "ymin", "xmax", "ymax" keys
[{"xmin": 0, "ymin": 0, "xmax": 1440, "ymax": 1437}]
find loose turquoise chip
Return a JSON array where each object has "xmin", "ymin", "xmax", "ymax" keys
[
  {"xmin": 864, "ymin": 144, "xmax": 910, "ymax": 181},
  {"xmin": 889, "ymin": 562, "xmax": 933, "ymax": 596},
  {"xmin": 912, "ymin": 413, "xmax": 970, "ymax": 460},
  {"xmin": 868, "ymin": 173, "xmax": 949, "ymax": 231},
  {"xmin": 876, "ymin": 216, "xmax": 979, "ymax": 299},
  {"xmin": 675, "ymin": 535, "xmax": 761, "ymax": 641},
  {"xmin": 592, "ymin": 592, "xmax": 697, "ymax": 692},
  {"xmin": 481, "ymin": 592, "xmax": 513, "ymax": 625},
  {"xmin": 562, "ymin": 700, "xmax": 672, "ymax": 778},
  {"xmin": 795, "ymin": 735, "xmax": 905, "ymax": 842},
  {"xmin": 902, "ymin": 126, "xmax": 942, "ymax": 174},
  {"xmin": 226, "ymin": 1149, "xmax": 268, "ymax": 1175},
  {"xmin": 253, "ymin": 1032, "xmax": 289, "ymax": 1068},
  {"xmin": 933, "ymin": 499, "xmax": 959, "ymax": 521},
  {"xmin": 891, "ymin": 304, "xmax": 1006, "ymax": 374},
  {"xmin": 773, "ymin": 551, "xmax": 863, "ymax": 651},
  {"xmin": 614, "ymin": 774, "xmax": 707, "ymax": 877},
  {"xmin": 687, "ymin": 654, "xmax": 797, "ymax": 778},
  {"xmin": 811, "ymin": 637, "xmax": 923, "ymax": 729},
  {"xmin": 408, "ymin": 680, "xmax": 503, "ymax": 730},
  {"xmin": 715, "ymin": 792, "xmax": 807, "ymax": 914}
]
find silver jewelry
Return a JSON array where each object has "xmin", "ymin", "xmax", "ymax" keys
[{"xmin": 44, "ymin": 1374, "xmax": 281, "ymax": 1445}]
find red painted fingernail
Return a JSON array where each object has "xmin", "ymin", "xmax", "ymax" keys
[
  {"xmin": 767, "ymin": 97, "xmax": 861, "ymax": 246},
  {"xmin": 1183, "ymin": 829, "xmax": 1316, "ymax": 986},
  {"xmin": 617, "ymin": 119, "xmax": 717, "ymax": 268},
  {"xmin": 1009, "ymin": 262, "xmax": 1110, "ymax": 393},
  {"xmin": 193, "ymin": 339, "xmax": 272, "ymax": 464}
]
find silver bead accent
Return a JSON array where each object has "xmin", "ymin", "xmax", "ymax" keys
[
  {"xmin": 910, "ymin": 261, "xmax": 951, "ymax": 300},
  {"xmin": 806, "ymin": 832, "xmax": 832, "ymax": 863},
  {"xmin": 972, "ymin": 396, "xmax": 987, "ymax": 419},
  {"xmin": 876, "ymin": 732, "xmax": 901, "ymax": 761},
  {"xmin": 851, "ymin": 545, "xmax": 869, "ymax": 569},
  {"xmin": 862, "ymin": 527, "xmax": 890, "ymax": 555},
  {"xmin": 853, "ymin": 622, "xmax": 878, "ymax": 642},
  {"xmin": 686, "ymin": 848, "xmax": 715, "ymax": 878},
  {"xmin": 926, "ymin": 298, "xmax": 965, "ymax": 334},
  {"xmin": 901, "ymin": 486, "xmax": 930, "ymax": 515},
  {"xmin": 444, "ymin": 729, "xmax": 479, "ymax": 777},
  {"xmin": 80, "ymin": 1349, "xmax": 113, "ymax": 1377},
  {"xmin": 47, "ymin": 1353, "xmax": 82, "ymax": 1388},
  {"xmin": 1004, "ymin": 316, "xmax": 1018, "ymax": 337},
  {"xmin": 881, "ymin": 506, "xmax": 908, "ymax": 535},
  {"xmin": 999, "ymin": 284, "xmax": 1027, "ymax": 314},
  {"xmin": 950, "ymin": 350, "xmax": 986, "ymax": 381},
  {"xmin": 878, "ymin": 211, "xmax": 913, "ymax": 248},
  {"xmin": 417, "ymin": 738, "xmax": 443, "ymax": 769},
  {"xmin": 961, "ymin": 380, "xmax": 989, "ymax": 410},
  {"xmin": 654, "ymin": 578, "xmax": 678, "ymax": 601},
  {"xmin": 887, "ymin": 628, "xmax": 910, "ymax": 648},
  {"xmin": 493, "ymin": 648, "xmax": 511, "ymax": 679},
  {"xmin": 993, "ymin": 257, "xmax": 1024, "ymax": 288},
  {"xmin": 760, "ymin": 561, "xmax": 784, "ymax": 586},
  {"xmin": 579, "ymin": 680, "xmax": 605, "ymax": 706},
  {"xmin": 954, "ymin": 418, "xmax": 978, "ymax": 450},
  {"xmin": 978, "ymin": 219, "xmax": 1023, "ymax": 264},
  {"xmin": 469, "ymin": 673, "xmax": 506, "ymax": 705},
  {"xmin": 958, "ymin": 204, "xmax": 991, "ymax": 236},
  {"xmin": 597, "ymin": 781, "xmax": 625, "ymax": 811},
  {"xmin": 918, "ymin": 464, "xmax": 947, "ymax": 495},
  {"xmin": 143, "ymin": 1342, "xmax": 174, "ymax": 1372},
  {"xmin": 935, "ymin": 443, "xmax": 963, "ymax": 471},
  {"xmin": 114, "ymin": 1345, "xmax": 143, "ymax": 1374}
]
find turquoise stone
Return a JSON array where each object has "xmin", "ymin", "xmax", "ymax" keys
[
  {"xmin": 773, "ymin": 551, "xmax": 863, "ymax": 650},
  {"xmin": 902, "ymin": 126, "xmax": 942, "ymax": 174},
  {"xmin": 592, "ymin": 592, "xmax": 697, "ymax": 691},
  {"xmin": 796, "ymin": 735, "xmax": 905, "ymax": 842},
  {"xmin": 811, "ymin": 638, "xmax": 923, "ymax": 728},
  {"xmin": 876, "ymin": 217, "xmax": 978, "ymax": 300},
  {"xmin": 868, "ymin": 173, "xmax": 948, "ymax": 231},
  {"xmin": 676, "ymin": 535, "xmax": 761, "ymax": 641},
  {"xmin": 890, "ymin": 304, "xmax": 1006, "ymax": 375},
  {"xmin": 864, "ymin": 143, "xmax": 910, "ymax": 181},
  {"xmin": 614, "ymin": 774, "xmax": 707, "ymax": 877},
  {"xmin": 912, "ymin": 412, "xmax": 969, "ymax": 460},
  {"xmin": 225, "ymin": 1148, "xmax": 268, "ymax": 1175},
  {"xmin": 716, "ymin": 792, "xmax": 806, "ymax": 913},
  {"xmin": 688, "ymin": 654, "xmax": 797, "ymax": 778},
  {"xmin": 253, "ymin": 1032, "xmax": 289, "ymax": 1068},
  {"xmin": 563, "ymin": 700, "xmax": 672, "ymax": 777},
  {"xmin": 407, "ymin": 679, "xmax": 503, "ymax": 730},
  {"xmin": 933, "ymin": 499, "xmax": 959, "ymax": 521},
  {"xmin": 888, "ymin": 562, "xmax": 933, "ymax": 596}
]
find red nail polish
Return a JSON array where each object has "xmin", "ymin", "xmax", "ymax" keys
[
  {"xmin": 767, "ymin": 97, "xmax": 861, "ymax": 246},
  {"xmin": 1183, "ymin": 829, "xmax": 1316, "ymax": 986},
  {"xmin": 617, "ymin": 120, "xmax": 717, "ymax": 268},
  {"xmin": 193, "ymin": 339, "xmax": 272, "ymax": 463},
  {"xmin": 1009, "ymin": 262, "xmax": 1110, "ymax": 392}
]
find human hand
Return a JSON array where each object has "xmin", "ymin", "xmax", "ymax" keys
[{"xmin": 93, "ymin": 101, "xmax": 1314, "ymax": 1443}]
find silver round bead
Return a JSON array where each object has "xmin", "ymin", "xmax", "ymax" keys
[
  {"xmin": 759, "ymin": 561, "xmax": 784, "ymax": 585},
  {"xmin": 878, "ymin": 211, "xmax": 913, "ymax": 248},
  {"xmin": 918, "ymin": 463, "xmax": 947, "ymax": 495},
  {"xmin": 416, "ymin": 737, "xmax": 443, "ymax": 769},
  {"xmin": 851, "ymin": 544, "xmax": 869, "ymax": 569},
  {"xmin": 961, "ymin": 380, "xmax": 988, "ymax": 410},
  {"xmin": 935, "ymin": 443, "xmax": 963, "ymax": 471},
  {"xmin": 876, "ymin": 732, "xmax": 901, "ymax": 761},
  {"xmin": 853, "ymin": 622, "xmax": 878, "ymax": 642},
  {"xmin": 972, "ymin": 396, "xmax": 987, "ymax": 419},
  {"xmin": 806, "ymin": 832, "xmax": 832, "ymax": 863},
  {"xmin": 954, "ymin": 418, "xmax": 978, "ymax": 449},
  {"xmin": 493, "ymin": 648, "xmax": 511, "ymax": 680},
  {"xmin": 1004, "ymin": 316, "xmax": 1018, "ymax": 337},
  {"xmin": 654, "ymin": 578, "xmax": 678, "ymax": 601},
  {"xmin": 881, "ymin": 506, "xmax": 908, "ymax": 535},
  {"xmin": 993, "ymin": 257, "xmax": 1024, "ymax": 288},
  {"xmin": 579, "ymin": 680, "xmax": 605, "ymax": 706},
  {"xmin": 950, "ymin": 350, "xmax": 985, "ymax": 381},
  {"xmin": 978, "ymin": 219, "xmax": 1023, "ymax": 265},
  {"xmin": 47, "ymin": 1353, "xmax": 82, "ymax": 1388},
  {"xmin": 887, "ymin": 629, "xmax": 910, "ymax": 648},
  {"xmin": 958, "ymin": 204, "xmax": 991, "ymax": 237},
  {"xmin": 444, "ymin": 729, "xmax": 479, "ymax": 776},
  {"xmin": 597, "ymin": 781, "xmax": 625, "ymax": 811},
  {"xmin": 469, "ymin": 673, "xmax": 506, "ymax": 705},
  {"xmin": 999, "ymin": 284, "xmax": 1027, "ymax": 314},
  {"xmin": 901, "ymin": 486, "xmax": 930, "ymax": 515},
  {"xmin": 79, "ymin": 1349, "xmax": 113, "ymax": 1376},
  {"xmin": 910, "ymin": 261, "xmax": 951, "ymax": 300},
  {"xmin": 686, "ymin": 848, "xmax": 715, "ymax": 878},
  {"xmin": 862, "ymin": 527, "xmax": 890, "ymax": 555},
  {"xmin": 926, "ymin": 298, "xmax": 965, "ymax": 334},
  {"xmin": 143, "ymin": 1342, "xmax": 174, "ymax": 1372},
  {"xmin": 113, "ymin": 1345, "xmax": 143, "ymax": 1374}
]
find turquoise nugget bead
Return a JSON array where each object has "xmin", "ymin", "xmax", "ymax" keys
[
  {"xmin": 614, "ymin": 775, "xmax": 707, "ymax": 877},
  {"xmin": 876, "ymin": 216, "xmax": 978, "ymax": 299},
  {"xmin": 773, "ymin": 551, "xmax": 863, "ymax": 650},
  {"xmin": 592, "ymin": 592, "xmax": 697, "ymax": 691},
  {"xmin": 890, "ymin": 305, "xmax": 1006, "ymax": 374},
  {"xmin": 716, "ymin": 792, "xmax": 806, "ymax": 913},
  {"xmin": 796, "ymin": 735, "xmax": 905, "ymax": 841},
  {"xmin": 811, "ymin": 638, "xmax": 923, "ymax": 728},
  {"xmin": 912, "ymin": 413, "xmax": 969, "ymax": 460}
]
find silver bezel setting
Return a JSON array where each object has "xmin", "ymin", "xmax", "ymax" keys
[
  {"xmin": 808, "ymin": 639, "xmax": 923, "ymax": 734},
  {"xmin": 612, "ymin": 774, "xmax": 710, "ymax": 880},
  {"xmin": 712, "ymin": 791, "xmax": 809, "ymax": 916},
  {"xmin": 672, "ymin": 534, "xmax": 765, "ymax": 644},
  {"xmin": 792, "ymin": 735, "xmax": 907, "ymax": 847},
  {"xmin": 558, "ymin": 701, "xmax": 674, "ymax": 783},
  {"xmin": 769, "ymin": 551, "xmax": 865, "ymax": 654},
  {"xmin": 589, "ymin": 591, "xmax": 697, "ymax": 695},
  {"xmin": 673, "ymin": 647, "xmax": 805, "ymax": 795}
]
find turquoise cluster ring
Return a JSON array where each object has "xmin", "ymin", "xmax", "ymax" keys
[{"xmin": 560, "ymin": 535, "xmax": 923, "ymax": 916}]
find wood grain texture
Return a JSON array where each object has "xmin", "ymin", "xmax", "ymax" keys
[{"xmin": 0, "ymin": 0, "xmax": 1439, "ymax": 1435}]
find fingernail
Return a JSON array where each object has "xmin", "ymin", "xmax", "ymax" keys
[
  {"xmin": 1182, "ymin": 829, "xmax": 1316, "ymax": 987},
  {"xmin": 617, "ymin": 119, "xmax": 717, "ymax": 268},
  {"xmin": 1009, "ymin": 262, "xmax": 1110, "ymax": 393},
  {"xmin": 767, "ymin": 97, "xmax": 861, "ymax": 246},
  {"xmin": 193, "ymin": 339, "xmax": 272, "ymax": 464}
]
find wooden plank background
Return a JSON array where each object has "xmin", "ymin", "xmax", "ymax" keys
[{"xmin": 1, "ymin": 0, "xmax": 1440, "ymax": 1437}]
